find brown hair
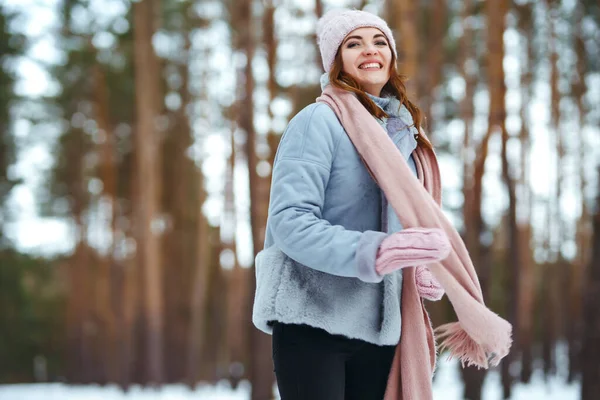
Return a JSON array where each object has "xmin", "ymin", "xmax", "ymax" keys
[{"xmin": 328, "ymin": 48, "xmax": 432, "ymax": 150}]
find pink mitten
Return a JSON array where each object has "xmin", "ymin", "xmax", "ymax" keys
[
  {"xmin": 375, "ymin": 227, "xmax": 451, "ymax": 276},
  {"xmin": 416, "ymin": 266, "xmax": 444, "ymax": 301}
]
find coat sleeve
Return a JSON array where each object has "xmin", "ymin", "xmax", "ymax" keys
[{"xmin": 267, "ymin": 104, "xmax": 387, "ymax": 282}]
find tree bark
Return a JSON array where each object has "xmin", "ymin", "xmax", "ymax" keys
[
  {"xmin": 233, "ymin": 0, "xmax": 275, "ymax": 398},
  {"xmin": 581, "ymin": 167, "xmax": 600, "ymax": 400},
  {"xmin": 514, "ymin": 1, "xmax": 535, "ymax": 384},
  {"xmin": 499, "ymin": 59, "xmax": 519, "ymax": 400},
  {"xmin": 132, "ymin": 0, "xmax": 164, "ymax": 384},
  {"xmin": 62, "ymin": 121, "xmax": 94, "ymax": 384},
  {"xmin": 568, "ymin": 5, "xmax": 590, "ymax": 382},
  {"xmin": 162, "ymin": 10, "xmax": 197, "ymax": 383},
  {"xmin": 541, "ymin": 1, "xmax": 562, "ymax": 379},
  {"xmin": 186, "ymin": 142, "xmax": 210, "ymax": 385},
  {"xmin": 223, "ymin": 124, "xmax": 249, "ymax": 387},
  {"xmin": 199, "ymin": 227, "xmax": 227, "ymax": 382},
  {"xmin": 122, "ymin": 148, "xmax": 141, "ymax": 388},
  {"xmin": 423, "ymin": 0, "xmax": 446, "ymax": 133},
  {"xmin": 92, "ymin": 62, "xmax": 120, "ymax": 384},
  {"xmin": 388, "ymin": 0, "xmax": 419, "ymax": 96}
]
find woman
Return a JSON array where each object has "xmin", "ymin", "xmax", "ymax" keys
[{"xmin": 252, "ymin": 8, "xmax": 512, "ymax": 400}]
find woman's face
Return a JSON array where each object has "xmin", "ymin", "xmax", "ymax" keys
[{"xmin": 340, "ymin": 27, "xmax": 392, "ymax": 97}]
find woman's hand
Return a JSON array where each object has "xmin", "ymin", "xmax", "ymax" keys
[
  {"xmin": 415, "ymin": 266, "xmax": 444, "ymax": 301},
  {"xmin": 375, "ymin": 227, "xmax": 451, "ymax": 276}
]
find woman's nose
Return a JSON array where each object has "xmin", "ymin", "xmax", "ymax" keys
[{"xmin": 363, "ymin": 44, "xmax": 378, "ymax": 55}]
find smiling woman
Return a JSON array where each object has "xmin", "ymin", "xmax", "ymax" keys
[
  {"xmin": 251, "ymin": 7, "xmax": 460, "ymax": 400},
  {"xmin": 252, "ymin": 6, "xmax": 514, "ymax": 400}
]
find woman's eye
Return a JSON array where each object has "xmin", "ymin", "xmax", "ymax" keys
[
  {"xmin": 347, "ymin": 42, "xmax": 359, "ymax": 48},
  {"xmin": 376, "ymin": 41, "xmax": 388, "ymax": 46}
]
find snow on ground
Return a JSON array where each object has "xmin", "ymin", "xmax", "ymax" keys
[{"xmin": 0, "ymin": 355, "xmax": 580, "ymax": 400}]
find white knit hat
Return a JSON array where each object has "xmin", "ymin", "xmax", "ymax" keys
[{"xmin": 316, "ymin": 9, "xmax": 397, "ymax": 73}]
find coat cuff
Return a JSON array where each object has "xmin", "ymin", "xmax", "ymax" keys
[{"xmin": 355, "ymin": 231, "xmax": 388, "ymax": 283}]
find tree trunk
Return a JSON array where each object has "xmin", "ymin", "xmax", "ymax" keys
[
  {"xmin": 581, "ymin": 167, "xmax": 600, "ymax": 400},
  {"xmin": 92, "ymin": 62, "xmax": 120, "ymax": 384},
  {"xmin": 224, "ymin": 263, "xmax": 251, "ymax": 386},
  {"xmin": 568, "ymin": 6, "xmax": 590, "ymax": 382},
  {"xmin": 132, "ymin": 0, "xmax": 164, "ymax": 384},
  {"xmin": 119, "ymin": 249, "xmax": 138, "ymax": 388},
  {"xmin": 122, "ymin": 148, "xmax": 142, "ymax": 388},
  {"xmin": 63, "ymin": 123, "xmax": 93, "ymax": 383},
  {"xmin": 423, "ymin": 0, "xmax": 446, "ymax": 133},
  {"xmin": 223, "ymin": 124, "xmax": 249, "ymax": 387},
  {"xmin": 499, "ymin": 65, "xmax": 519, "ymax": 400},
  {"xmin": 66, "ymin": 242, "xmax": 92, "ymax": 383},
  {"xmin": 494, "ymin": 0, "xmax": 514, "ymax": 396},
  {"xmin": 199, "ymin": 227, "xmax": 227, "ymax": 382},
  {"xmin": 541, "ymin": 2, "xmax": 562, "ymax": 379},
  {"xmin": 162, "ymin": 14, "xmax": 197, "ymax": 383},
  {"xmin": 314, "ymin": 0, "xmax": 324, "ymax": 68},
  {"xmin": 517, "ymin": 224, "xmax": 535, "ymax": 384},
  {"xmin": 186, "ymin": 153, "xmax": 211, "ymax": 385},
  {"xmin": 388, "ymin": 0, "xmax": 419, "ymax": 96},
  {"xmin": 233, "ymin": 0, "xmax": 275, "ymax": 398},
  {"xmin": 514, "ymin": 2, "xmax": 535, "ymax": 384}
]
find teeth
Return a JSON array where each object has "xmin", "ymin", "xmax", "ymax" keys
[{"xmin": 359, "ymin": 63, "xmax": 381, "ymax": 69}]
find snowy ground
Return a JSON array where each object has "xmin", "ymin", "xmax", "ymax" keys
[{"xmin": 0, "ymin": 355, "xmax": 580, "ymax": 400}]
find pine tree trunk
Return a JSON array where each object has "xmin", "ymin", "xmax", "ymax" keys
[
  {"xmin": 499, "ymin": 66, "xmax": 518, "ymax": 400},
  {"xmin": 423, "ymin": 0, "xmax": 446, "ymax": 132},
  {"xmin": 517, "ymin": 224, "xmax": 535, "ymax": 384},
  {"xmin": 162, "ymin": 15, "xmax": 197, "ymax": 382},
  {"xmin": 223, "ymin": 126, "xmax": 249, "ymax": 387},
  {"xmin": 92, "ymin": 62, "xmax": 120, "ymax": 384},
  {"xmin": 314, "ymin": 0, "xmax": 324, "ymax": 67},
  {"xmin": 515, "ymin": 3, "xmax": 535, "ymax": 383},
  {"xmin": 199, "ymin": 227, "xmax": 227, "ymax": 382},
  {"xmin": 497, "ymin": 2, "xmax": 516, "ymax": 395},
  {"xmin": 581, "ymin": 167, "xmax": 600, "ymax": 400},
  {"xmin": 459, "ymin": 0, "xmax": 475, "ymax": 235},
  {"xmin": 66, "ymin": 242, "xmax": 91, "ymax": 383},
  {"xmin": 118, "ymin": 139, "xmax": 142, "ymax": 388},
  {"xmin": 224, "ymin": 265, "xmax": 250, "ymax": 386},
  {"xmin": 389, "ymin": 0, "xmax": 419, "ymax": 96},
  {"xmin": 495, "ymin": 1, "xmax": 513, "ymax": 396},
  {"xmin": 186, "ymin": 161, "xmax": 210, "ymax": 385},
  {"xmin": 568, "ymin": 8, "xmax": 590, "ymax": 382},
  {"xmin": 132, "ymin": 0, "xmax": 164, "ymax": 384},
  {"xmin": 541, "ymin": 2, "xmax": 562, "ymax": 379},
  {"xmin": 233, "ymin": 0, "xmax": 275, "ymax": 398},
  {"xmin": 63, "ymin": 124, "xmax": 93, "ymax": 383},
  {"xmin": 119, "ymin": 246, "xmax": 138, "ymax": 388}
]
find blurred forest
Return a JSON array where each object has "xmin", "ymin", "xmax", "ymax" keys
[{"xmin": 0, "ymin": 0, "xmax": 599, "ymax": 399}]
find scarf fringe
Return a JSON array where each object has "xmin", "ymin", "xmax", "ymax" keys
[{"xmin": 434, "ymin": 322, "xmax": 496, "ymax": 369}]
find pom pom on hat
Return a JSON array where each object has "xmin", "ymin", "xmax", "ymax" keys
[{"xmin": 316, "ymin": 9, "xmax": 397, "ymax": 73}]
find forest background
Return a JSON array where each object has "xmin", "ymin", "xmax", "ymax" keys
[{"xmin": 0, "ymin": 0, "xmax": 599, "ymax": 400}]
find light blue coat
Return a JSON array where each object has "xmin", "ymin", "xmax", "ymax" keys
[{"xmin": 252, "ymin": 81, "xmax": 419, "ymax": 346}]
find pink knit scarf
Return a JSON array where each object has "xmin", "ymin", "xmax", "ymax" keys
[{"xmin": 316, "ymin": 85, "xmax": 512, "ymax": 400}]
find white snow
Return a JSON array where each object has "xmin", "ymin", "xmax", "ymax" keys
[{"xmin": 0, "ymin": 356, "xmax": 580, "ymax": 400}]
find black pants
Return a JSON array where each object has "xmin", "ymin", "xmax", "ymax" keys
[{"xmin": 272, "ymin": 322, "xmax": 396, "ymax": 400}]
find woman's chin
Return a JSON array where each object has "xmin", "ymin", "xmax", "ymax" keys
[{"xmin": 357, "ymin": 79, "xmax": 386, "ymax": 90}]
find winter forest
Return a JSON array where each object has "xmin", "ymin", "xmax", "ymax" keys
[{"xmin": 0, "ymin": 0, "xmax": 599, "ymax": 399}]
